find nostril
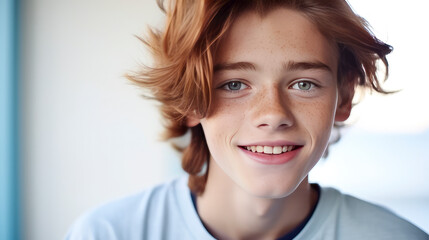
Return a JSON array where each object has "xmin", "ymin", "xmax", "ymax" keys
[
  {"xmin": 253, "ymin": 99, "xmax": 294, "ymax": 129},
  {"xmin": 257, "ymin": 122, "xmax": 291, "ymax": 130}
]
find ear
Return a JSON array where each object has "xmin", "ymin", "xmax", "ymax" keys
[
  {"xmin": 185, "ymin": 115, "xmax": 201, "ymax": 127},
  {"xmin": 334, "ymin": 100, "xmax": 352, "ymax": 122},
  {"xmin": 334, "ymin": 85, "xmax": 354, "ymax": 122}
]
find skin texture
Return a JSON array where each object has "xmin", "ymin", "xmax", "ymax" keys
[{"xmin": 187, "ymin": 8, "xmax": 352, "ymax": 239}]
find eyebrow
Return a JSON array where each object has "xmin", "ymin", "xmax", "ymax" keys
[
  {"xmin": 214, "ymin": 60, "xmax": 332, "ymax": 73},
  {"xmin": 285, "ymin": 61, "xmax": 332, "ymax": 73},
  {"xmin": 213, "ymin": 62, "xmax": 257, "ymax": 72}
]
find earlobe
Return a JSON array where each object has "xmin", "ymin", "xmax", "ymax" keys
[
  {"xmin": 335, "ymin": 101, "xmax": 352, "ymax": 122},
  {"xmin": 186, "ymin": 116, "xmax": 201, "ymax": 127},
  {"xmin": 335, "ymin": 82, "xmax": 355, "ymax": 122}
]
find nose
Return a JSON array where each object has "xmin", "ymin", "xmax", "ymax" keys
[{"xmin": 251, "ymin": 86, "xmax": 294, "ymax": 131}]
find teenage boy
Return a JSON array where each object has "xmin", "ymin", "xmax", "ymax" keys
[{"xmin": 66, "ymin": 0, "xmax": 428, "ymax": 239}]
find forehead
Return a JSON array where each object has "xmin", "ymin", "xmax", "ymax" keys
[{"xmin": 215, "ymin": 8, "xmax": 339, "ymax": 72}]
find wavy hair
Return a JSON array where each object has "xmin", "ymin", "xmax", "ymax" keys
[{"xmin": 127, "ymin": 0, "xmax": 393, "ymax": 195}]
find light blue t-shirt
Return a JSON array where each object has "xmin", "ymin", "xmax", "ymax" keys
[{"xmin": 65, "ymin": 176, "xmax": 428, "ymax": 239}]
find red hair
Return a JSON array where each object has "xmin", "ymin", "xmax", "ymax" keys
[{"xmin": 128, "ymin": 0, "xmax": 392, "ymax": 194}]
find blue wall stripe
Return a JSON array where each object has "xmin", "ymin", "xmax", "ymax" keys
[{"xmin": 0, "ymin": 0, "xmax": 20, "ymax": 239}]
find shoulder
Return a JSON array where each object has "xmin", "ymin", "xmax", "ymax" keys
[
  {"xmin": 64, "ymin": 176, "xmax": 193, "ymax": 240},
  {"xmin": 298, "ymin": 187, "xmax": 428, "ymax": 240}
]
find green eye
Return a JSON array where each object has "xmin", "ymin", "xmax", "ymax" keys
[
  {"xmin": 298, "ymin": 82, "xmax": 311, "ymax": 90},
  {"xmin": 227, "ymin": 81, "xmax": 242, "ymax": 91},
  {"xmin": 222, "ymin": 81, "xmax": 247, "ymax": 91},
  {"xmin": 292, "ymin": 81, "xmax": 315, "ymax": 91}
]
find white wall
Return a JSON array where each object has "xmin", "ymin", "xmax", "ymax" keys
[
  {"xmin": 20, "ymin": 0, "xmax": 429, "ymax": 239},
  {"xmin": 21, "ymin": 1, "xmax": 182, "ymax": 239}
]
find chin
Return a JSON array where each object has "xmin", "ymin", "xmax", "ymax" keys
[{"xmin": 241, "ymin": 176, "xmax": 304, "ymax": 199}]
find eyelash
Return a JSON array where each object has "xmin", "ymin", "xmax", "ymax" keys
[
  {"xmin": 217, "ymin": 79, "xmax": 319, "ymax": 93},
  {"xmin": 219, "ymin": 80, "xmax": 249, "ymax": 92},
  {"xmin": 290, "ymin": 80, "xmax": 318, "ymax": 91}
]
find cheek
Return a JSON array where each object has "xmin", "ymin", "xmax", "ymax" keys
[
  {"xmin": 296, "ymin": 99, "xmax": 337, "ymax": 136},
  {"xmin": 201, "ymin": 98, "xmax": 246, "ymax": 146},
  {"xmin": 295, "ymin": 99, "xmax": 337, "ymax": 162},
  {"xmin": 206, "ymin": 98, "xmax": 247, "ymax": 125}
]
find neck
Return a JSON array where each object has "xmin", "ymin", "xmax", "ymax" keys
[{"xmin": 196, "ymin": 161, "xmax": 317, "ymax": 240}]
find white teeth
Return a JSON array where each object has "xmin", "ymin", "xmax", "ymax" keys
[
  {"xmin": 273, "ymin": 146, "xmax": 282, "ymax": 154},
  {"xmin": 263, "ymin": 146, "xmax": 273, "ymax": 154},
  {"xmin": 244, "ymin": 145, "xmax": 297, "ymax": 155}
]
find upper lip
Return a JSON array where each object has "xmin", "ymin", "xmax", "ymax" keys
[{"xmin": 238, "ymin": 140, "xmax": 302, "ymax": 146}]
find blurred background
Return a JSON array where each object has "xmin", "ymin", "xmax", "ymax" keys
[{"xmin": 1, "ymin": 0, "xmax": 428, "ymax": 239}]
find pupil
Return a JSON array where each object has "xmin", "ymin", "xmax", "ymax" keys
[
  {"xmin": 229, "ymin": 82, "xmax": 241, "ymax": 90},
  {"xmin": 299, "ymin": 82, "xmax": 310, "ymax": 90}
]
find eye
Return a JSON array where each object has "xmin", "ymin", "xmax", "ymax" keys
[
  {"xmin": 220, "ymin": 81, "xmax": 248, "ymax": 91},
  {"xmin": 291, "ymin": 81, "xmax": 316, "ymax": 91}
]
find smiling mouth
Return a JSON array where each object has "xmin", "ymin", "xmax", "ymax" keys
[{"xmin": 239, "ymin": 145, "xmax": 302, "ymax": 155}]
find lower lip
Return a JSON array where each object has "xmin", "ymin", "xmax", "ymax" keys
[{"xmin": 239, "ymin": 147, "xmax": 302, "ymax": 165}]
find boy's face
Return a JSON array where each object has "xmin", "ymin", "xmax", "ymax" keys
[{"xmin": 188, "ymin": 8, "xmax": 351, "ymax": 198}]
